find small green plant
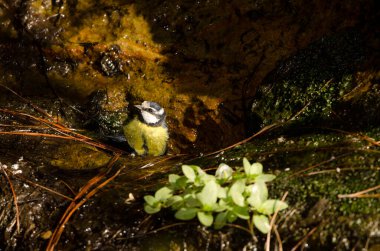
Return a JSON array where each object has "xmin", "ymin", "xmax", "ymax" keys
[{"xmin": 144, "ymin": 158, "xmax": 288, "ymax": 235}]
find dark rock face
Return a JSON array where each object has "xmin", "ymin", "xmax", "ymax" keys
[{"xmin": 1, "ymin": 0, "xmax": 378, "ymax": 152}]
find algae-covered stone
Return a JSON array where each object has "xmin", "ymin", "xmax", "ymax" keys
[
  {"xmin": 50, "ymin": 143, "xmax": 111, "ymax": 170},
  {"xmin": 250, "ymin": 30, "xmax": 367, "ymax": 130},
  {"xmin": 85, "ymin": 90, "xmax": 129, "ymax": 137}
]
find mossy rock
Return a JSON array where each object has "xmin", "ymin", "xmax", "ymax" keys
[
  {"xmin": 249, "ymin": 30, "xmax": 380, "ymax": 132},
  {"xmin": 50, "ymin": 143, "xmax": 111, "ymax": 170}
]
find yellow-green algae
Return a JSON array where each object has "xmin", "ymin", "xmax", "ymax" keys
[{"xmin": 50, "ymin": 143, "xmax": 111, "ymax": 170}]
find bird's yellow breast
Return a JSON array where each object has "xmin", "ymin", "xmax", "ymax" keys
[{"xmin": 123, "ymin": 119, "xmax": 169, "ymax": 156}]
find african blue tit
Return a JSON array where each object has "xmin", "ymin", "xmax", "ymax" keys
[{"xmin": 123, "ymin": 101, "xmax": 169, "ymax": 156}]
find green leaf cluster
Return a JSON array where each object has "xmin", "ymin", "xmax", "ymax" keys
[{"xmin": 143, "ymin": 158, "xmax": 288, "ymax": 234}]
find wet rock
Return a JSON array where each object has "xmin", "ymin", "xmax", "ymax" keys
[
  {"xmin": 84, "ymin": 90, "xmax": 128, "ymax": 137},
  {"xmin": 250, "ymin": 29, "xmax": 378, "ymax": 132},
  {"xmin": 98, "ymin": 45, "xmax": 125, "ymax": 77},
  {"xmin": 50, "ymin": 143, "xmax": 111, "ymax": 170}
]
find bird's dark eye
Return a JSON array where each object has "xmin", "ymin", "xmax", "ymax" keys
[{"xmin": 145, "ymin": 108, "xmax": 155, "ymax": 113}]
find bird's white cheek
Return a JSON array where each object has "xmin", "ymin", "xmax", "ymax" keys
[
  {"xmin": 142, "ymin": 111, "xmax": 159, "ymax": 124},
  {"xmin": 157, "ymin": 108, "xmax": 164, "ymax": 115}
]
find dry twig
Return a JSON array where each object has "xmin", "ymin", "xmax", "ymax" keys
[
  {"xmin": 266, "ymin": 192, "xmax": 288, "ymax": 251},
  {"xmin": 0, "ymin": 166, "xmax": 20, "ymax": 233},
  {"xmin": 10, "ymin": 172, "xmax": 74, "ymax": 201},
  {"xmin": 338, "ymin": 184, "xmax": 380, "ymax": 199},
  {"xmin": 46, "ymin": 154, "xmax": 123, "ymax": 251},
  {"xmin": 290, "ymin": 225, "xmax": 319, "ymax": 251}
]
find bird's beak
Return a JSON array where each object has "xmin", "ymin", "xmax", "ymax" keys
[{"xmin": 134, "ymin": 104, "xmax": 142, "ymax": 110}]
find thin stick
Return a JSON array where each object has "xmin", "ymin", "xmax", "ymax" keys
[
  {"xmin": 290, "ymin": 225, "xmax": 319, "ymax": 251},
  {"xmin": 225, "ymin": 223, "xmax": 253, "ymax": 235},
  {"xmin": 289, "ymin": 79, "xmax": 333, "ymax": 122},
  {"xmin": 347, "ymin": 194, "xmax": 380, "ymax": 198},
  {"xmin": 204, "ymin": 123, "xmax": 280, "ymax": 157},
  {"xmin": 364, "ymin": 224, "xmax": 376, "ymax": 250},
  {"xmin": 48, "ymin": 165, "xmax": 124, "ymax": 251},
  {"xmin": 0, "ymin": 130, "xmax": 124, "ymax": 153},
  {"xmin": 317, "ymin": 126, "xmax": 380, "ymax": 148},
  {"xmin": 138, "ymin": 154, "xmax": 186, "ymax": 170},
  {"xmin": 266, "ymin": 192, "xmax": 288, "ymax": 251},
  {"xmin": 0, "ymin": 131, "xmax": 74, "ymax": 140},
  {"xmin": 306, "ymin": 167, "xmax": 380, "ymax": 176},
  {"xmin": 0, "ymin": 84, "xmax": 54, "ymax": 119},
  {"xmin": 1, "ymin": 166, "xmax": 21, "ymax": 233},
  {"xmin": 338, "ymin": 184, "xmax": 380, "ymax": 198},
  {"xmin": 247, "ymin": 219, "xmax": 258, "ymax": 242},
  {"xmin": 0, "ymin": 124, "xmax": 50, "ymax": 129},
  {"xmin": 0, "ymin": 108, "xmax": 125, "ymax": 153},
  {"xmin": 58, "ymin": 180, "xmax": 76, "ymax": 196},
  {"xmin": 55, "ymin": 154, "xmax": 120, "ymax": 226},
  {"xmin": 11, "ymin": 173, "xmax": 73, "ymax": 201},
  {"xmin": 289, "ymin": 152, "xmax": 351, "ymax": 178},
  {"xmin": 46, "ymin": 155, "xmax": 122, "ymax": 251},
  {"xmin": 0, "ymin": 108, "xmax": 68, "ymax": 131},
  {"xmin": 147, "ymin": 222, "xmax": 188, "ymax": 234},
  {"xmin": 273, "ymin": 225, "xmax": 283, "ymax": 251}
]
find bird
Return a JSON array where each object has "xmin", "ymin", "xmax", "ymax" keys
[{"xmin": 123, "ymin": 101, "xmax": 169, "ymax": 156}]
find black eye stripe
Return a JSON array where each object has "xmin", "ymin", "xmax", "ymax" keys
[{"xmin": 143, "ymin": 107, "xmax": 155, "ymax": 113}]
